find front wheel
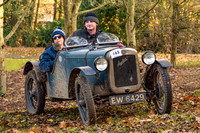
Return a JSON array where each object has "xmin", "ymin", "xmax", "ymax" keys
[
  {"xmin": 75, "ymin": 76, "xmax": 96, "ymax": 126},
  {"xmin": 25, "ymin": 70, "xmax": 45, "ymax": 114},
  {"xmin": 152, "ymin": 64, "xmax": 172, "ymax": 114}
]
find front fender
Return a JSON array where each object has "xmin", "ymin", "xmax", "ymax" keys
[
  {"xmin": 155, "ymin": 59, "xmax": 172, "ymax": 68},
  {"xmin": 68, "ymin": 66, "xmax": 97, "ymax": 98},
  {"xmin": 143, "ymin": 59, "xmax": 171, "ymax": 90},
  {"xmin": 23, "ymin": 61, "xmax": 46, "ymax": 82}
]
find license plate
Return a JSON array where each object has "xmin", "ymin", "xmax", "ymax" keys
[{"xmin": 109, "ymin": 92, "xmax": 147, "ymax": 105}]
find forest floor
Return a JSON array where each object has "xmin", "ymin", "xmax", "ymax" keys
[{"xmin": 0, "ymin": 46, "xmax": 200, "ymax": 132}]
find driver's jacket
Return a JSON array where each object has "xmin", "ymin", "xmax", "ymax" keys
[
  {"xmin": 39, "ymin": 45, "xmax": 58, "ymax": 73},
  {"xmin": 72, "ymin": 28, "xmax": 102, "ymax": 44}
]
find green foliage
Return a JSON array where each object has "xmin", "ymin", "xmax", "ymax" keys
[
  {"xmin": 3, "ymin": 0, "xmax": 64, "ymax": 47},
  {"xmin": 35, "ymin": 19, "xmax": 64, "ymax": 47},
  {"xmin": 4, "ymin": 19, "xmax": 64, "ymax": 47},
  {"xmin": 97, "ymin": 6, "xmax": 127, "ymax": 44},
  {"xmin": 3, "ymin": 0, "xmax": 200, "ymax": 53}
]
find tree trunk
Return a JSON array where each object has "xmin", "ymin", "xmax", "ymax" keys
[
  {"xmin": 0, "ymin": 0, "xmax": 8, "ymax": 7},
  {"xmin": 34, "ymin": 0, "xmax": 40, "ymax": 30},
  {"xmin": 171, "ymin": 0, "xmax": 179, "ymax": 67},
  {"xmin": 28, "ymin": 0, "xmax": 36, "ymax": 28},
  {"xmin": 63, "ymin": 0, "xmax": 82, "ymax": 37},
  {"xmin": 0, "ymin": 0, "xmax": 6, "ymax": 93},
  {"xmin": 59, "ymin": 0, "xmax": 63, "ymax": 19},
  {"xmin": 124, "ymin": 0, "xmax": 136, "ymax": 48},
  {"xmin": 54, "ymin": 0, "xmax": 58, "ymax": 20}
]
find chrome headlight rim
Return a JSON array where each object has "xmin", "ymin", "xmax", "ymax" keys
[
  {"xmin": 94, "ymin": 56, "xmax": 108, "ymax": 71},
  {"xmin": 142, "ymin": 50, "xmax": 156, "ymax": 65}
]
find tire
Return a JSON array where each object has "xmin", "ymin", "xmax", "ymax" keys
[
  {"xmin": 152, "ymin": 64, "xmax": 172, "ymax": 114},
  {"xmin": 75, "ymin": 76, "xmax": 96, "ymax": 126},
  {"xmin": 25, "ymin": 70, "xmax": 45, "ymax": 114}
]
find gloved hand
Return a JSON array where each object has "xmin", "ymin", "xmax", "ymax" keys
[
  {"xmin": 117, "ymin": 42, "xmax": 124, "ymax": 48},
  {"xmin": 53, "ymin": 42, "xmax": 61, "ymax": 51}
]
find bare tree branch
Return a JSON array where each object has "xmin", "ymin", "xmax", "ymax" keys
[
  {"xmin": 178, "ymin": 0, "xmax": 187, "ymax": 6},
  {"xmin": 134, "ymin": 0, "xmax": 160, "ymax": 31},
  {"xmin": 77, "ymin": 1, "xmax": 109, "ymax": 16},
  {"xmin": 194, "ymin": 10, "xmax": 200, "ymax": 14},
  {"xmin": 122, "ymin": 0, "xmax": 127, "ymax": 9},
  {"xmin": 0, "ymin": 0, "xmax": 9, "ymax": 7},
  {"xmin": 89, "ymin": 0, "xmax": 94, "ymax": 7},
  {"xmin": 4, "ymin": 0, "xmax": 34, "ymax": 43}
]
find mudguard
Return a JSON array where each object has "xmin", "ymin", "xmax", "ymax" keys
[
  {"xmin": 155, "ymin": 59, "xmax": 172, "ymax": 68},
  {"xmin": 74, "ymin": 66, "xmax": 97, "ymax": 76},
  {"xmin": 68, "ymin": 66, "xmax": 96, "ymax": 98},
  {"xmin": 23, "ymin": 61, "xmax": 47, "ymax": 82},
  {"xmin": 143, "ymin": 59, "xmax": 171, "ymax": 90}
]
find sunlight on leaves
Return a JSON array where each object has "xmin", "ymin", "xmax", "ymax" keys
[
  {"xmin": 196, "ymin": 117, "xmax": 200, "ymax": 124},
  {"xmin": 59, "ymin": 121, "xmax": 67, "ymax": 129},
  {"xmin": 47, "ymin": 119, "xmax": 54, "ymax": 122},
  {"xmin": 106, "ymin": 117, "xmax": 113, "ymax": 124}
]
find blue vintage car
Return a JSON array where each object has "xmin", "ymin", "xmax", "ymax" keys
[{"xmin": 23, "ymin": 33, "xmax": 172, "ymax": 126}]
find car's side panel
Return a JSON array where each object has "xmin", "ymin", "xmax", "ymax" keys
[
  {"xmin": 46, "ymin": 53, "xmax": 69, "ymax": 99},
  {"xmin": 46, "ymin": 48, "xmax": 100, "ymax": 99}
]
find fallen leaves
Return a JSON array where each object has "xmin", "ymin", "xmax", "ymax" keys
[
  {"xmin": 0, "ymin": 51, "xmax": 200, "ymax": 132},
  {"xmin": 5, "ymin": 46, "xmax": 44, "ymax": 58},
  {"xmin": 106, "ymin": 117, "xmax": 113, "ymax": 124},
  {"xmin": 191, "ymin": 123, "xmax": 198, "ymax": 128},
  {"xmin": 59, "ymin": 121, "xmax": 67, "ymax": 129},
  {"xmin": 178, "ymin": 105, "xmax": 186, "ymax": 108},
  {"xmin": 0, "ymin": 121, "xmax": 9, "ymax": 126},
  {"xmin": 47, "ymin": 119, "xmax": 54, "ymax": 122},
  {"xmin": 196, "ymin": 117, "xmax": 200, "ymax": 124}
]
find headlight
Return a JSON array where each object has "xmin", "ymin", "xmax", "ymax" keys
[
  {"xmin": 142, "ymin": 51, "xmax": 156, "ymax": 65},
  {"xmin": 94, "ymin": 57, "xmax": 108, "ymax": 71}
]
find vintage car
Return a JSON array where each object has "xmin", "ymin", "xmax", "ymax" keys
[{"xmin": 23, "ymin": 33, "xmax": 172, "ymax": 126}]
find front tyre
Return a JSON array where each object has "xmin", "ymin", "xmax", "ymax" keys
[
  {"xmin": 152, "ymin": 64, "xmax": 172, "ymax": 114},
  {"xmin": 75, "ymin": 76, "xmax": 96, "ymax": 126},
  {"xmin": 25, "ymin": 70, "xmax": 45, "ymax": 114}
]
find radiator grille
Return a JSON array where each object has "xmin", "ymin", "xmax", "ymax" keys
[{"xmin": 113, "ymin": 55, "xmax": 138, "ymax": 87}]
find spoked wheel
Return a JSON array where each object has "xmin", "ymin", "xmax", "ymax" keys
[
  {"xmin": 25, "ymin": 70, "xmax": 45, "ymax": 114},
  {"xmin": 152, "ymin": 64, "xmax": 172, "ymax": 114},
  {"xmin": 75, "ymin": 76, "xmax": 96, "ymax": 126}
]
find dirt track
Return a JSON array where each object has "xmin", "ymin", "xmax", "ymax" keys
[{"xmin": 1, "ymin": 67, "xmax": 200, "ymax": 112}]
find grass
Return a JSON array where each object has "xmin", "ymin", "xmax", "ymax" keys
[
  {"xmin": 4, "ymin": 57, "xmax": 200, "ymax": 72},
  {"xmin": 138, "ymin": 53, "xmax": 200, "ymax": 68},
  {"xmin": 176, "ymin": 60, "xmax": 200, "ymax": 68},
  {"xmin": 193, "ymin": 89, "xmax": 200, "ymax": 96},
  {"xmin": 5, "ymin": 58, "xmax": 37, "ymax": 72}
]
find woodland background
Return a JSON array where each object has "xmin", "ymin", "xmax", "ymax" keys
[
  {"xmin": 0, "ymin": 0, "xmax": 200, "ymax": 132},
  {"xmin": 3, "ymin": 0, "xmax": 200, "ymax": 53}
]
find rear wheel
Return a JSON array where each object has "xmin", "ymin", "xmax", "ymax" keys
[
  {"xmin": 152, "ymin": 64, "xmax": 172, "ymax": 114},
  {"xmin": 75, "ymin": 76, "xmax": 96, "ymax": 126},
  {"xmin": 25, "ymin": 70, "xmax": 45, "ymax": 114}
]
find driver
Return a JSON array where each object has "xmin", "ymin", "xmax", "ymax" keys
[
  {"xmin": 71, "ymin": 12, "xmax": 102, "ymax": 44},
  {"xmin": 71, "ymin": 12, "xmax": 123, "ymax": 47},
  {"xmin": 39, "ymin": 27, "xmax": 66, "ymax": 73}
]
